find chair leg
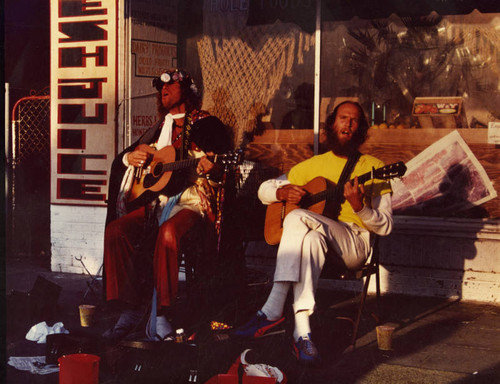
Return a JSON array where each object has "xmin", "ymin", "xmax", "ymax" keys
[
  {"xmin": 349, "ymin": 273, "xmax": 372, "ymax": 351},
  {"xmin": 375, "ymin": 262, "xmax": 381, "ymax": 322}
]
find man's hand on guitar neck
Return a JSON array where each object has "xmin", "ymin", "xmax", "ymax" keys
[
  {"xmin": 196, "ymin": 152, "xmax": 216, "ymax": 176},
  {"xmin": 344, "ymin": 176, "xmax": 365, "ymax": 212},
  {"xmin": 276, "ymin": 184, "xmax": 307, "ymax": 204}
]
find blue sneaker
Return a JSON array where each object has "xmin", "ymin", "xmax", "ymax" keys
[
  {"xmin": 292, "ymin": 333, "xmax": 320, "ymax": 364},
  {"xmin": 232, "ymin": 310, "xmax": 285, "ymax": 338}
]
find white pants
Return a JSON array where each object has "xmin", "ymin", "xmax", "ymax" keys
[{"xmin": 274, "ymin": 209, "xmax": 371, "ymax": 315}]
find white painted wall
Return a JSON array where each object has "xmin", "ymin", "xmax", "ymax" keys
[
  {"xmin": 245, "ymin": 216, "xmax": 500, "ymax": 303},
  {"xmin": 377, "ymin": 216, "xmax": 500, "ymax": 303},
  {"xmin": 50, "ymin": 205, "xmax": 106, "ymax": 275},
  {"xmin": 49, "ymin": 198, "xmax": 500, "ymax": 302}
]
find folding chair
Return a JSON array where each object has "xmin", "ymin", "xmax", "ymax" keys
[
  {"xmin": 178, "ymin": 168, "xmax": 241, "ymax": 312},
  {"xmin": 322, "ymin": 236, "xmax": 381, "ymax": 352},
  {"xmin": 178, "ymin": 218, "xmax": 212, "ymax": 302}
]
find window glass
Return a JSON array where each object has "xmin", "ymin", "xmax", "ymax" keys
[
  {"xmin": 321, "ymin": 11, "xmax": 500, "ymax": 219},
  {"xmin": 321, "ymin": 12, "xmax": 500, "ymax": 130},
  {"xmin": 184, "ymin": 4, "xmax": 316, "ymax": 173}
]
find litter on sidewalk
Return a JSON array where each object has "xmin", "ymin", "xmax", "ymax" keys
[
  {"xmin": 7, "ymin": 356, "xmax": 59, "ymax": 375},
  {"xmin": 25, "ymin": 321, "xmax": 69, "ymax": 344}
]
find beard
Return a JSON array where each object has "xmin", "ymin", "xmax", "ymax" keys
[{"xmin": 326, "ymin": 130, "xmax": 360, "ymax": 157}]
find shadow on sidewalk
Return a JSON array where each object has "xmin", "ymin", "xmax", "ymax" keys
[{"xmin": 4, "ymin": 258, "xmax": 500, "ymax": 384}]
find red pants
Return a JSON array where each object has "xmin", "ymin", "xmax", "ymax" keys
[{"xmin": 104, "ymin": 206, "xmax": 202, "ymax": 308}]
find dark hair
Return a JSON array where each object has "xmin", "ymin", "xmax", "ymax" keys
[{"xmin": 325, "ymin": 101, "xmax": 369, "ymax": 151}]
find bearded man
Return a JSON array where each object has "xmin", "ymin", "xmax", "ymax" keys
[
  {"xmin": 232, "ymin": 101, "xmax": 393, "ymax": 364},
  {"xmin": 103, "ymin": 69, "xmax": 231, "ymax": 342}
]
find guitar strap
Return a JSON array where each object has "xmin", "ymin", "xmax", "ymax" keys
[
  {"xmin": 331, "ymin": 151, "xmax": 361, "ymax": 220},
  {"xmin": 181, "ymin": 111, "xmax": 194, "ymax": 160}
]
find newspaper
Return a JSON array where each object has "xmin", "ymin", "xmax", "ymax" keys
[
  {"xmin": 391, "ymin": 130, "xmax": 497, "ymax": 216},
  {"xmin": 7, "ymin": 356, "xmax": 59, "ymax": 375}
]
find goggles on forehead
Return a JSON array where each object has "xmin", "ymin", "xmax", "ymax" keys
[{"xmin": 152, "ymin": 70, "xmax": 190, "ymax": 91}]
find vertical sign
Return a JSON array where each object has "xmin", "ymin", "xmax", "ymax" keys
[{"xmin": 51, "ymin": 0, "xmax": 118, "ymax": 205}]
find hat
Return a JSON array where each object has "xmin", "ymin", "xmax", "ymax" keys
[{"xmin": 152, "ymin": 69, "xmax": 198, "ymax": 95}]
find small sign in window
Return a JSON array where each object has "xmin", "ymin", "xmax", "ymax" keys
[{"xmin": 488, "ymin": 122, "xmax": 500, "ymax": 145}]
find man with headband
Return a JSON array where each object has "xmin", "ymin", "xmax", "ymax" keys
[{"xmin": 103, "ymin": 69, "xmax": 232, "ymax": 342}]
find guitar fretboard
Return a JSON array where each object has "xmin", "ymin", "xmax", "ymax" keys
[
  {"xmin": 301, "ymin": 162, "xmax": 406, "ymax": 207},
  {"xmin": 160, "ymin": 156, "xmax": 204, "ymax": 172},
  {"xmin": 302, "ymin": 167, "xmax": 393, "ymax": 208},
  {"xmin": 159, "ymin": 155, "xmax": 223, "ymax": 173}
]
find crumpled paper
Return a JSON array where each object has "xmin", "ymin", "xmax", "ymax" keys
[
  {"xmin": 240, "ymin": 349, "xmax": 286, "ymax": 383},
  {"xmin": 8, "ymin": 356, "xmax": 59, "ymax": 375},
  {"xmin": 25, "ymin": 321, "xmax": 69, "ymax": 344}
]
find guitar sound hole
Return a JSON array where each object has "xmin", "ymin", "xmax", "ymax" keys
[
  {"xmin": 143, "ymin": 174, "xmax": 156, "ymax": 188},
  {"xmin": 152, "ymin": 163, "xmax": 163, "ymax": 177}
]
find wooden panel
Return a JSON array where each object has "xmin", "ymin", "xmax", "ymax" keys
[
  {"xmin": 245, "ymin": 143, "xmax": 313, "ymax": 173},
  {"xmin": 364, "ymin": 128, "xmax": 489, "ymax": 145},
  {"xmin": 244, "ymin": 128, "xmax": 499, "ymax": 219},
  {"xmin": 250, "ymin": 129, "xmax": 313, "ymax": 144}
]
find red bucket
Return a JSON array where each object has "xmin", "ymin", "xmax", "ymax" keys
[{"xmin": 58, "ymin": 353, "xmax": 100, "ymax": 384}]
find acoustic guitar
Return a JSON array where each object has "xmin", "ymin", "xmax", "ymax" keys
[
  {"xmin": 263, "ymin": 162, "xmax": 407, "ymax": 245},
  {"xmin": 127, "ymin": 143, "xmax": 243, "ymax": 204}
]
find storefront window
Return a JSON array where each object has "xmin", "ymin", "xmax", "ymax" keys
[
  {"xmin": 180, "ymin": 3, "xmax": 499, "ymax": 220},
  {"xmin": 183, "ymin": 3, "xmax": 316, "ymax": 173},
  {"xmin": 197, "ymin": 18, "xmax": 315, "ymax": 143},
  {"xmin": 321, "ymin": 11, "xmax": 500, "ymax": 219},
  {"xmin": 321, "ymin": 11, "xmax": 500, "ymax": 130}
]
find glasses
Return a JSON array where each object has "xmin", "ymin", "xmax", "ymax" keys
[{"xmin": 152, "ymin": 70, "xmax": 189, "ymax": 91}]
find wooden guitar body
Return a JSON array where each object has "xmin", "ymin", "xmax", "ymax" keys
[
  {"xmin": 126, "ymin": 144, "xmax": 243, "ymax": 209},
  {"xmin": 264, "ymin": 177, "xmax": 332, "ymax": 245},
  {"xmin": 127, "ymin": 144, "xmax": 178, "ymax": 203}
]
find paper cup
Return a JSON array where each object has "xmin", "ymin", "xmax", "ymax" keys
[
  {"xmin": 79, "ymin": 305, "xmax": 96, "ymax": 327},
  {"xmin": 376, "ymin": 325, "xmax": 395, "ymax": 351}
]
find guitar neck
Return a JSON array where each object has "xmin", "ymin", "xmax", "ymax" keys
[
  {"xmin": 305, "ymin": 171, "xmax": 373, "ymax": 207},
  {"xmin": 160, "ymin": 155, "xmax": 218, "ymax": 173},
  {"xmin": 161, "ymin": 157, "xmax": 198, "ymax": 173}
]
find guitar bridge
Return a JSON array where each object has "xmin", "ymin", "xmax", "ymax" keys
[
  {"xmin": 280, "ymin": 202, "xmax": 286, "ymax": 228},
  {"xmin": 134, "ymin": 167, "xmax": 142, "ymax": 181}
]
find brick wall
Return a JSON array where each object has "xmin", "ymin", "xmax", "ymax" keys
[
  {"xmin": 49, "ymin": 204, "xmax": 500, "ymax": 303},
  {"xmin": 50, "ymin": 205, "xmax": 106, "ymax": 275}
]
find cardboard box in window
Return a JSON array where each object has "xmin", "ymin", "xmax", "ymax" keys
[{"xmin": 412, "ymin": 97, "xmax": 467, "ymax": 128}]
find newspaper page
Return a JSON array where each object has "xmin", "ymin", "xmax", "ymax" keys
[{"xmin": 391, "ymin": 130, "xmax": 497, "ymax": 216}]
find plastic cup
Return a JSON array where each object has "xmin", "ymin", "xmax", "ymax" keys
[
  {"xmin": 79, "ymin": 304, "xmax": 96, "ymax": 327},
  {"xmin": 376, "ymin": 325, "xmax": 396, "ymax": 351},
  {"xmin": 59, "ymin": 354, "xmax": 100, "ymax": 384}
]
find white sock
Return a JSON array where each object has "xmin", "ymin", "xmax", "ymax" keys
[
  {"xmin": 293, "ymin": 310, "xmax": 311, "ymax": 342},
  {"xmin": 261, "ymin": 282, "xmax": 291, "ymax": 321}
]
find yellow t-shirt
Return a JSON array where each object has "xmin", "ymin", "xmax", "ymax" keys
[{"xmin": 287, "ymin": 151, "xmax": 392, "ymax": 230}]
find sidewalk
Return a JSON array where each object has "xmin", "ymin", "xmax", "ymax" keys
[{"xmin": 5, "ymin": 255, "xmax": 500, "ymax": 384}]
